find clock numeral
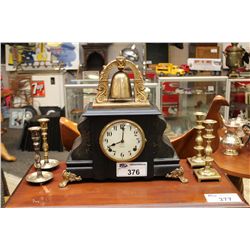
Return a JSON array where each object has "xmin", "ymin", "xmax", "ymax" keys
[
  {"xmin": 113, "ymin": 125, "xmax": 117, "ymax": 131},
  {"xmin": 104, "ymin": 138, "xmax": 108, "ymax": 143},
  {"xmin": 133, "ymin": 146, "xmax": 137, "ymax": 151},
  {"xmin": 136, "ymin": 138, "xmax": 141, "ymax": 143},
  {"xmin": 107, "ymin": 131, "xmax": 112, "ymax": 137},
  {"xmin": 120, "ymin": 124, "xmax": 125, "ymax": 129},
  {"xmin": 134, "ymin": 130, "xmax": 138, "ymax": 136},
  {"xmin": 130, "ymin": 125, "xmax": 132, "ymax": 131},
  {"xmin": 128, "ymin": 150, "xmax": 132, "ymax": 156},
  {"xmin": 120, "ymin": 152, "xmax": 124, "ymax": 158},
  {"xmin": 113, "ymin": 151, "xmax": 116, "ymax": 156}
]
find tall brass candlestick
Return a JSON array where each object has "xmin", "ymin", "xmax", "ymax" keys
[
  {"xmin": 194, "ymin": 119, "xmax": 221, "ymax": 182},
  {"xmin": 38, "ymin": 118, "xmax": 59, "ymax": 169},
  {"xmin": 26, "ymin": 126, "xmax": 53, "ymax": 184},
  {"xmin": 40, "ymin": 118, "xmax": 49, "ymax": 163},
  {"xmin": 187, "ymin": 111, "xmax": 206, "ymax": 167}
]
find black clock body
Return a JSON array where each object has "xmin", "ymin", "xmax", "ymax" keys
[{"xmin": 66, "ymin": 103, "xmax": 180, "ymax": 181}]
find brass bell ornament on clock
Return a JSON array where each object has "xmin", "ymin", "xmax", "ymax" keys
[
  {"xmin": 59, "ymin": 56, "xmax": 188, "ymax": 187},
  {"xmin": 93, "ymin": 56, "xmax": 150, "ymax": 108},
  {"xmin": 109, "ymin": 69, "xmax": 132, "ymax": 101}
]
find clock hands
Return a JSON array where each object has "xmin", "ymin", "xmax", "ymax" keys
[
  {"xmin": 107, "ymin": 139, "xmax": 124, "ymax": 150},
  {"xmin": 107, "ymin": 141, "xmax": 121, "ymax": 152},
  {"xmin": 107, "ymin": 124, "xmax": 126, "ymax": 150},
  {"xmin": 120, "ymin": 124, "xmax": 125, "ymax": 143},
  {"xmin": 107, "ymin": 141, "xmax": 122, "ymax": 148}
]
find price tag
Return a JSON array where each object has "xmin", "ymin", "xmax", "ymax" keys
[
  {"xmin": 116, "ymin": 162, "xmax": 147, "ymax": 177},
  {"xmin": 208, "ymin": 85, "xmax": 214, "ymax": 91},
  {"xmin": 204, "ymin": 193, "xmax": 242, "ymax": 203}
]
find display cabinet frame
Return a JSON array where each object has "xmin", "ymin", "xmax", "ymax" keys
[{"xmin": 64, "ymin": 79, "xmax": 161, "ymax": 122}]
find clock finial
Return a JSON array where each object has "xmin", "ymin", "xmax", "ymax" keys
[{"xmin": 93, "ymin": 56, "xmax": 150, "ymax": 107}]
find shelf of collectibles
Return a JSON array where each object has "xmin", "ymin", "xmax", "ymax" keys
[
  {"xmin": 228, "ymin": 78, "xmax": 250, "ymax": 119},
  {"xmin": 158, "ymin": 76, "xmax": 230, "ymax": 140}
]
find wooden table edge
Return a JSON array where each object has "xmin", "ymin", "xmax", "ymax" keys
[{"xmin": 4, "ymin": 160, "xmax": 249, "ymax": 208}]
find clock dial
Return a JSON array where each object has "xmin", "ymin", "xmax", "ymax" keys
[{"xmin": 99, "ymin": 119, "xmax": 146, "ymax": 162}]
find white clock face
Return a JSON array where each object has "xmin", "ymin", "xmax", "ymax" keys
[{"xmin": 99, "ymin": 119, "xmax": 146, "ymax": 162}]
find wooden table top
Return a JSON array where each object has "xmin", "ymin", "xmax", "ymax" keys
[
  {"xmin": 213, "ymin": 145, "xmax": 250, "ymax": 179},
  {"xmin": 5, "ymin": 160, "xmax": 249, "ymax": 208}
]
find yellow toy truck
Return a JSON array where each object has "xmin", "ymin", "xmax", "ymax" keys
[{"xmin": 155, "ymin": 63, "xmax": 185, "ymax": 76}]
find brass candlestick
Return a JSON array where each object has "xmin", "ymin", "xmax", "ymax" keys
[
  {"xmin": 194, "ymin": 119, "xmax": 221, "ymax": 182},
  {"xmin": 26, "ymin": 126, "xmax": 53, "ymax": 184},
  {"xmin": 38, "ymin": 118, "xmax": 59, "ymax": 169},
  {"xmin": 187, "ymin": 111, "xmax": 206, "ymax": 167}
]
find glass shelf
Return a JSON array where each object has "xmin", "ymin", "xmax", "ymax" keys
[
  {"xmin": 158, "ymin": 76, "xmax": 230, "ymax": 139},
  {"xmin": 64, "ymin": 79, "xmax": 161, "ymax": 122},
  {"xmin": 228, "ymin": 78, "xmax": 250, "ymax": 119}
]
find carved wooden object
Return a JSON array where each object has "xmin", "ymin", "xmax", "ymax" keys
[
  {"xmin": 59, "ymin": 117, "xmax": 80, "ymax": 151},
  {"xmin": 171, "ymin": 95, "xmax": 229, "ymax": 158},
  {"xmin": 60, "ymin": 95, "xmax": 229, "ymax": 158}
]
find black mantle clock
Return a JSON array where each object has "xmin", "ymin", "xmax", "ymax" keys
[{"xmin": 59, "ymin": 56, "xmax": 188, "ymax": 187}]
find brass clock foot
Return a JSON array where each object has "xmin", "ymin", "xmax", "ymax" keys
[
  {"xmin": 165, "ymin": 167, "xmax": 189, "ymax": 183},
  {"xmin": 59, "ymin": 170, "xmax": 82, "ymax": 188}
]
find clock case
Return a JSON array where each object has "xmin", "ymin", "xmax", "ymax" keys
[{"xmin": 66, "ymin": 103, "xmax": 180, "ymax": 181}]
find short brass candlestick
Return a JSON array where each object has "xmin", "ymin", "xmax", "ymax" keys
[
  {"xmin": 38, "ymin": 118, "xmax": 59, "ymax": 170},
  {"xmin": 194, "ymin": 119, "xmax": 221, "ymax": 182},
  {"xmin": 187, "ymin": 111, "xmax": 206, "ymax": 168},
  {"xmin": 26, "ymin": 126, "xmax": 53, "ymax": 184}
]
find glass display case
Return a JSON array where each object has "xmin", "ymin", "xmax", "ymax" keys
[
  {"xmin": 64, "ymin": 79, "xmax": 161, "ymax": 122},
  {"xmin": 158, "ymin": 76, "xmax": 230, "ymax": 139},
  {"xmin": 228, "ymin": 78, "xmax": 250, "ymax": 119}
]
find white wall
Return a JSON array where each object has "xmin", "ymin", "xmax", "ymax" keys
[{"xmin": 168, "ymin": 43, "xmax": 189, "ymax": 66}]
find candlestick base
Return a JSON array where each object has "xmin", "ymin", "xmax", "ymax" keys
[
  {"xmin": 26, "ymin": 171, "xmax": 53, "ymax": 184},
  {"xmin": 187, "ymin": 156, "xmax": 205, "ymax": 168},
  {"xmin": 193, "ymin": 167, "xmax": 221, "ymax": 182},
  {"xmin": 41, "ymin": 159, "xmax": 60, "ymax": 170},
  {"xmin": 223, "ymin": 149, "xmax": 239, "ymax": 156}
]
